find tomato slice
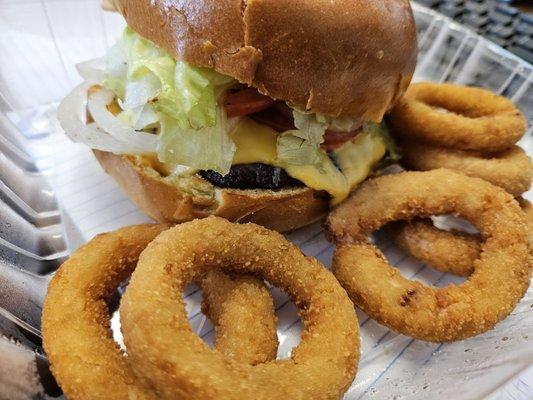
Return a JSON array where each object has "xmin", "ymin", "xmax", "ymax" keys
[
  {"xmin": 225, "ymin": 88, "xmax": 360, "ymax": 149},
  {"xmin": 224, "ymin": 88, "xmax": 275, "ymax": 118},
  {"xmin": 249, "ymin": 103, "xmax": 295, "ymax": 132},
  {"xmin": 321, "ymin": 130, "xmax": 359, "ymax": 151}
]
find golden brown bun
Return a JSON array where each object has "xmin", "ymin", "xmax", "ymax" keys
[
  {"xmin": 93, "ymin": 150, "xmax": 329, "ymax": 232},
  {"xmin": 109, "ymin": 0, "xmax": 417, "ymax": 121}
]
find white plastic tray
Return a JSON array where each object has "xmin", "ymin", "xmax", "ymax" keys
[{"xmin": 0, "ymin": 2, "xmax": 531, "ymax": 399}]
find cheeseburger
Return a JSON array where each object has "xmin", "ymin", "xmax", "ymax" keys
[{"xmin": 58, "ymin": 0, "xmax": 417, "ymax": 231}]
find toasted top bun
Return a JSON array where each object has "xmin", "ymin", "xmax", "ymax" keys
[
  {"xmin": 93, "ymin": 150, "xmax": 329, "ymax": 232},
  {"xmin": 108, "ymin": 0, "xmax": 417, "ymax": 121}
]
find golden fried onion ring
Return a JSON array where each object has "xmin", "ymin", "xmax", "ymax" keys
[
  {"xmin": 386, "ymin": 199, "xmax": 533, "ymax": 277},
  {"xmin": 327, "ymin": 170, "xmax": 531, "ymax": 342},
  {"xmin": 200, "ymin": 269, "xmax": 278, "ymax": 365},
  {"xmin": 401, "ymin": 142, "xmax": 532, "ymax": 197},
  {"xmin": 42, "ymin": 224, "xmax": 278, "ymax": 400},
  {"xmin": 120, "ymin": 217, "xmax": 359, "ymax": 400},
  {"xmin": 385, "ymin": 218, "xmax": 479, "ymax": 277},
  {"xmin": 388, "ymin": 82, "xmax": 526, "ymax": 152}
]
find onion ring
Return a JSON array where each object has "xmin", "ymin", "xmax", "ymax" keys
[
  {"xmin": 386, "ymin": 198, "xmax": 533, "ymax": 277},
  {"xmin": 519, "ymin": 197, "xmax": 533, "ymax": 237},
  {"xmin": 385, "ymin": 218, "xmax": 479, "ymax": 277},
  {"xmin": 120, "ymin": 217, "xmax": 359, "ymax": 400},
  {"xmin": 327, "ymin": 169, "xmax": 531, "ymax": 342},
  {"xmin": 42, "ymin": 224, "xmax": 278, "ymax": 400},
  {"xmin": 199, "ymin": 269, "xmax": 278, "ymax": 365},
  {"xmin": 401, "ymin": 141, "xmax": 532, "ymax": 196},
  {"xmin": 388, "ymin": 82, "xmax": 526, "ymax": 152}
]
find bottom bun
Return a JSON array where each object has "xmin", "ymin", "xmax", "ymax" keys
[{"xmin": 93, "ymin": 150, "xmax": 329, "ymax": 232}]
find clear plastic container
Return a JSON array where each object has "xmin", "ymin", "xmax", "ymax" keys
[{"xmin": 0, "ymin": 2, "xmax": 531, "ymax": 399}]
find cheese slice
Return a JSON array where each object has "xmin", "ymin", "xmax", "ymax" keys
[
  {"xmin": 334, "ymin": 128, "xmax": 387, "ymax": 193},
  {"xmin": 231, "ymin": 118, "xmax": 278, "ymax": 164},
  {"xmin": 230, "ymin": 117, "xmax": 387, "ymax": 204}
]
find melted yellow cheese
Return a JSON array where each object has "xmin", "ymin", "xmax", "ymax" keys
[
  {"xmin": 230, "ymin": 117, "xmax": 387, "ymax": 204},
  {"xmin": 334, "ymin": 129, "xmax": 387, "ymax": 193},
  {"xmin": 231, "ymin": 118, "xmax": 278, "ymax": 164},
  {"xmin": 283, "ymin": 152, "xmax": 348, "ymax": 205}
]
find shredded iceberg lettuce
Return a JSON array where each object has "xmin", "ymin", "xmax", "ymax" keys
[
  {"xmin": 102, "ymin": 27, "xmax": 237, "ymax": 174},
  {"xmin": 158, "ymin": 111, "xmax": 236, "ymax": 174},
  {"xmin": 117, "ymin": 103, "xmax": 159, "ymax": 131},
  {"xmin": 292, "ymin": 111, "xmax": 329, "ymax": 143},
  {"xmin": 277, "ymin": 109, "xmax": 363, "ymax": 166},
  {"xmin": 276, "ymin": 110, "xmax": 326, "ymax": 166},
  {"xmin": 98, "ymin": 28, "xmax": 396, "ymax": 175}
]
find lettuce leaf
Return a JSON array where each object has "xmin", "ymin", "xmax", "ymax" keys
[
  {"xmin": 276, "ymin": 110, "xmax": 327, "ymax": 166},
  {"xmin": 171, "ymin": 61, "xmax": 234, "ymax": 129},
  {"xmin": 158, "ymin": 110, "xmax": 236, "ymax": 174},
  {"xmin": 276, "ymin": 134, "xmax": 322, "ymax": 165},
  {"xmin": 292, "ymin": 110, "xmax": 328, "ymax": 143},
  {"xmin": 276, "ymin": 109, "xmax": 363, "ymax": 166},
  {"xmin": 117, "ymin": 103, "xmax": 159, "ymax": 130},
  {"xmin": 102, "ymin": 27, "xmax": 237, "ymax": 173}
]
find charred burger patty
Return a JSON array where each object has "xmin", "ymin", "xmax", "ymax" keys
[{"xmin": 199, "ymin": 163, "xmax": 303, "ymax": 190}]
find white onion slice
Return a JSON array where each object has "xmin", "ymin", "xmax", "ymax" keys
[
  {"xmin": 124, "ymin": 103, "xmax": 159, "ymax": 130},
  {"xmin": 76, "ymin": 58, "xmax": 106, "ymax": 83},
  {"xmin": 87, "ymin": 87, "xmax": 158, "ymax": 153},
  {"xmin": 121, "ymin": 72, "xmax": 161, "ymax": 110},
  {"xmin": 106, "ymin": 42, "xmax": 127, "ymax": 79},
  {"xmin": 57, "ymin": 82, "xmax": 148, "ymax": 154}
]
